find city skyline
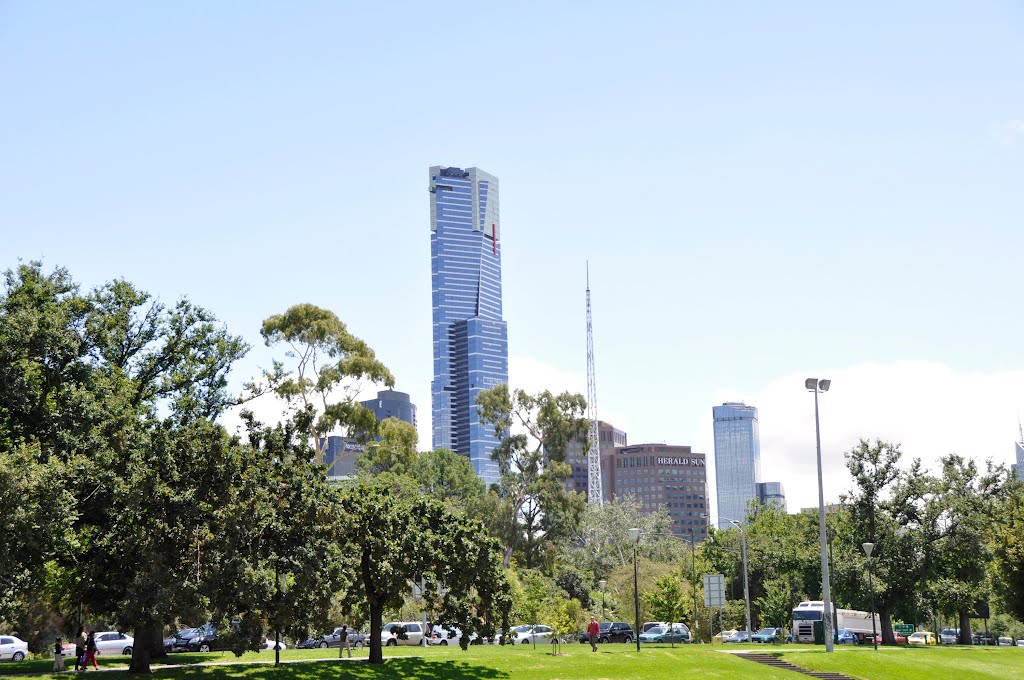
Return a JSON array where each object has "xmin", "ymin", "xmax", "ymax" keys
[{"xmin": 3, "ymin": 3, "xmax": 1023, "ymax": 513}]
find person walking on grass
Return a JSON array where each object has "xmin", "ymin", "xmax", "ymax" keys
[
  {"xmin": 73, "ymin": 627, "xmax": 86, "ymax": 671},
  {"xmin": 338, "ymin": 625, "xmax": 351, "ymax": 659},
  {"xmin": 82, "ymin": 631, "xmax": 99, "ymax": 670},
  {"xmin": 588, "ymin": 617, "xmax": 601, "ymax": 652}
]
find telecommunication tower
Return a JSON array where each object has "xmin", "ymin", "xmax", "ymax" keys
[{"xmin": 586, "ymin": 263, "xmax": 603, "ymax": 504}]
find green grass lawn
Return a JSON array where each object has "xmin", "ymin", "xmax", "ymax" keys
[
  {"xmin": 4, "ymin": 642, "xmax": 1022, "ymax": 680},
  {"xmin": 778, "ymin": 644, "xmax": 1024, "ymax": 680}
]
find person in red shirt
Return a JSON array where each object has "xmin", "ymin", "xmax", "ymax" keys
[{"xmin": 587, "ymin": 617, "xmax": 601, "ymax": 652}]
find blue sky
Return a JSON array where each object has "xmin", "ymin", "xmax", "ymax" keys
[{"xmin": 3, "ymin": 2, "xmax": 1023, "ymax": 512}]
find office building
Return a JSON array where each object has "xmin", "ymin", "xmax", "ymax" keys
[
  {"xmin": 606, "ymin": 444, "xmax": 710, "ymax": 540},
  {"xmin": 361, "ymin": 389, "xmax": 417, "ymax": 429},
  {"xmin": 564, "ymin": 420, "xmax": 627, "ymax": 500},
  {"xmin": 429, "ymin": 166, "xmax": 508, "ymax": 484},
  {"xmin": 713, "ymin": 402, "xmax": 761, "ymax": 528},
  {"xmin": 1015, "ymin": 434, "xmax": 1024, "ymax": 482},
  {"xmin": 756, "ymin": 481, "xmax": 787, "ymax": 511}
]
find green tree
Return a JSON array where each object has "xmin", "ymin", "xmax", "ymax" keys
[
  {"xmin": 476, "ymin": 384, "xmax": 588, "ymax": 569},
  {"xmin": 755, "ymin": 579, "xmax": 795, "ymax": 629},
  {"xmin": 335, "ymin": 485, "xmax": 510, "ymax": 663},
  {"xmin": 644, "ymin": 574, "xmax": 687, "ymax": 643},
  {"xmin": 259, "ymin": 303, "xmax": 394, "ymax": 464},
  {"xmin": 570, "ymin": 496, "xmax": 674, "ymax": 582},
  {"xmin": 989, "ymin": 480, "xmax": 1024, "ymax": 621},
  {"xmin": 545, "ymin": 598, "xmax": 584, "ymax": 651}
]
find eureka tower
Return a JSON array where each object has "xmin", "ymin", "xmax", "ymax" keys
[{"xmin": 430, "ymin": 166, "xmax": 508, "ymax": 484}]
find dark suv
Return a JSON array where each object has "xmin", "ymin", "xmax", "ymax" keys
[{"xmin": 600, "ymin": 622, "xmax": 634, "ymax": 643}]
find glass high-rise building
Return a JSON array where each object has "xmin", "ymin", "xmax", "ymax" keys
[
  {"xmin": 430, "ymin": 166, "xmax": 508, "ymax": 484},
  {"xmin": 713, "ymin": 402, "xmax": 761, "ymax": 528}
]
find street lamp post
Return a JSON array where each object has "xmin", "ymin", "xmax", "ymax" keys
[
  {"xmin": 726, "ymin": 519, "xmax": 752, "ymax": 640},
  {"xmin": 863, "ymin": 543, "xmax": 879, "ymax": 651},
  {"xmin": 628, "ymin": 528, "xmax": 641, "ymax": 652},
  {"xmin": 689, "ymin": 528, "xmax": 698, "ymax": 642},
  {"xmin": 599, "ymin": 579, "xmax": 607, "ymax": 620},
  {"xmin": 805, "ymin": 377, "xmax": 834, "ymax": 653}
]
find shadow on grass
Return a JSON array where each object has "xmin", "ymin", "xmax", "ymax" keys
[{"xmin": 168, "ymin": 658, "xmax": 508, "ymax": 680}]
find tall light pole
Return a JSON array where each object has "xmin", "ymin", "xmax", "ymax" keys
[
  {"xmin": 599, "ymin": 579, "xmax": 607, "ymax": 620},
  {"xmin": 629, "ymin": 527, "xmax": 641, "ymax": 652},
  {"xmin": 806, "ymin": 377, "xmax": 834, "ymax": 653},
  {"xmin": 863, "ymin": 543, "xmax": 878, "ymax": 651},
  {"xmin": 689, "ymin": 528, "xmax": 698, "ymax": 642},
  {"xmin": 726, "ymin": 519, "xmax": 752, "ymax": 639}
]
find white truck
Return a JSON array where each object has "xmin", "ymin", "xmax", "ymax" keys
[{"xmin": 792, "ymin": 601, "xmax": 879, "ymax": 644}]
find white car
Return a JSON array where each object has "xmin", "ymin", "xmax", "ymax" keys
[
  {"xmin": 261, "ymin": 639, "xmax": 287, "ymax": 651},
  {"xmin": 512, "ymin": 624, "xmax": 553, "ymax": 645},
  {"xmin": 94, "ymin": 631, "xmax": 135, "ymax": 656},
  {"xmin": 429, "ymin": 626, "xmax": 462, "ymax": 646},
  {"xmin": 0, "ymin": 636, "xmax": 29, "ymax": 662},
  {"xmin": 381, "ymin": 622, "xmax": 426, "ymax": 646}
]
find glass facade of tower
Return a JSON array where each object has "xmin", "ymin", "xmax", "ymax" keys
[
  {"xmin": 713, "ymin": 402, "xmax": 761, "ymax": 529},
  {"xmin": 1015, "ymin": 441, "xmax": 1024, "ymax": 482},
  {"xmin": 430, "ymin": 166, "xmax": 508, "ymax": 484}
]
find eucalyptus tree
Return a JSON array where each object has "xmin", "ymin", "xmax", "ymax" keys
[
  {"xmin": 476, "ymin": 384, "xmax": 589, "ymax": 569},
  {"xmin": 259, "ymin": 303, "xmax": 394, "ymax": 464}
]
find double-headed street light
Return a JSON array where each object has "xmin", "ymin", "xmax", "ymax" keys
[
  {"xmin": 806, "ymin": 377, "xmax": 834, "ymax": 653},
  {"xmin": 628, "ymin": 527, "xmax": 641, "ymax": 652},
  {"xmin": 863, "ymin": 542, "xmax": 878, "ymax": 651},
  {"xmin": 724, "ymin": 518, "xmax": 752, "ymax": 640}
]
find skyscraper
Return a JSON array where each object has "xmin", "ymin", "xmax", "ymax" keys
[
  {"xmin": 713, "ymin": 402, "xmax": 761, "ymax": 528},
  {"xmin": 430, "ymin": 166, "xmax": 508, "ymax": 484},
  {"xmin": 1014, "ymin": 425, "xmax": 1024, "ymax": 482},
  {"xmin": 361, "ymin": 389, "xmax": 417, "ymax": 429}
]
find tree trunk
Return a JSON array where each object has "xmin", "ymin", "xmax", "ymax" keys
[
  {"xmin": 958, "ymin": 609, "xmax": 972, "ymax": 645},
  {"xmin": 128, "ymin": 622, "xmax": 154, "ymax": 674},
  {"xmin": 879, "ymin": 605, "xmax": 895, "ymax": 644},
  {"xmin": 368, "ymin": 599, "xmax": 384, "ymax": 664},
  {"xmin": 150, "ymin": 626, "xmax": 167, "ymax": 661}
]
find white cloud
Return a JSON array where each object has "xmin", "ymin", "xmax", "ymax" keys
[
  {"xmin": 991, "ymin": 119, "xmax": 1024, "ymax": 145},
  {"xmin": 700, "ymin": 361, "xmax": 1024, "ymax": 523}
]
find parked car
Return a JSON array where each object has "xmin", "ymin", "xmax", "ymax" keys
[
  {"xmin": 642, "ymin": 622, "xmax": 665, "ymax": 633},
  {"xmin": 94, "ymin": 631, "xmax": 135, "ymax": 655},
  {"xmin": 299, "ymin": 627, "xmax": 365, "ymax": 649},
  {"xmin": 0, "ymin": 636, "xmax": 29, "ymax": 662},
  {"xmin": 261, "ymin": 638, "xmax": 286, "ymax": 652},
  {"xmin": 381, "ymin": 622, "xmax": 427, "ymax": 646},
  {"xmin": 940, "ymin": 628, "xmax": 960, "ymax": 645},
  {"xmin": 724, "ymin": 630, "xmax": 753, "ymax": 643},
  {"xmin": 997, "ymin": 637, "xmax": 1013, "ymax": 647},
  {"xmin": 579, "ymin": 622, "xmax": 610, "ymax": 644},
  {"xmin": 973, "ymin": 632, "xmax": 996, "ymax": 646},
  {"xmin": 180, "ymin": 623, "xmax": 224, "ymax": 652},
  {"xmin": 164, "ymin": 628, "xmax": 199, "ymax": 653},
  {"xmin": 639, "ymin": 624, "xmax": 689, "ymax": 644},
  {"xmin": 1016, "ymin": 639, "xmax": 1024, "ymax": 647},
  {"xmin": 908, "ymin": 631, "xmax": 937, "ymax": 645},
  {"xmin": 429, "ymin": 626, "xmax": 462, "ymax": 646},
  {"xmin": 751, "ymin": 627, "xmax": 787, "ymax": 643},
  {"xmin": 836, "ymin": 628, "xmax": 859, "ymax": 645},
  {"xmin": 713, "ymin": 628, "xmax": 737, "ymax": 642},
  {"xmin": 512, "ymin": 624, "xmax": 554, "ymax": 645}
]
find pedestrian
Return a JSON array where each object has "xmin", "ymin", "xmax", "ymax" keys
[
  {"xmin": 588, "ymin": 616, "xmax": 601, "ymax": 652},
  {"xmin": 74, "ymin": 627, "xmax": 86, "ymax": 671},
  {"xmin": 83, "ymin": 631, "xmax": 99, "ymax": 670},
  {"xmin": 338, "ymin": 625, "xmax": 351, "ymax": 658},
  {"xmin": 53, "ymin": 637, "xmax": 65, "ymax": 672}
]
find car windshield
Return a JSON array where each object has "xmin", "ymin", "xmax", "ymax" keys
[
  {"xmin": 513, "ymin": 625, "xmax": 532, "ymax": 633},
  {"xmin": 756, "ymin": 628, "xmax": 775, "ymax": 635},
  {"xmin": 599, "ymin": 623, "xmax": 611, "ymax": 631},
  {"xmin": 645, "ymin": 627, "xmax": 666, "ymax": 634}
]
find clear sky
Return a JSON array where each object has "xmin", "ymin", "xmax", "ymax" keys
[{"xmin": 3, "ymin": 1, "xmax": 1023, "ymax": 515}]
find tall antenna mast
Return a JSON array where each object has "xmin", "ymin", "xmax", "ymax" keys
[{"xmin": 586, "ymin": 262, "xmax": 604, "ymax": 505}]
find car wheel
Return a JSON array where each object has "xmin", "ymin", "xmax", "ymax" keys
[
  {"xmin": 12, "ymin": 652, "xmax": 25, "ymax": 662},
  {"xmin": 123, "ymin": 647, "xmax": 133, "ymax": 655},
  {"xmin": 439, "ymin": 640, "xmax": 448, "ymax": 646},
  {"xmin": 386, "ymin": 639, "xmax": 397, "ymax": 647},
  {"xmin": 521, "ymin": 639, "xmax": 529, "ymax": 645},
  {"xmin": 625, "ymin": 636, "xmax": 632, "ymax": 644},
  {"xmin": 199, "ymin": 644, "xmax": 211, "ymax": 653},
  {"xmin": 318, "ymin": 641, "xmax": 328, "ymax": 649}
]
